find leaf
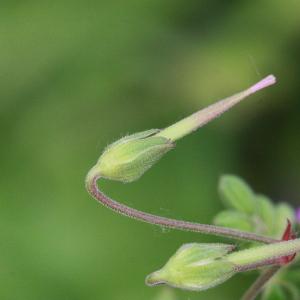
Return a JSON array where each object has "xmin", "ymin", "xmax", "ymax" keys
[
  {"xmin": 282, "ymin": 282, "xmax": 300, "ymax": 300},
  {"xmin": 256, "ymin": 194, "xmax": 275, "ymax": 236},
  {"xmin": 213, "ymin": 210, "xmax": 254, "ymax": 232},
  {"xmin": 262, "ymin": 285, "xmax": 287, "ymax": 300},
  {"xmin": 219, "ymin": 175, "xmax": 256, "ymax": 214},
  {"xmin": 285, "ymin": 269, "xmax": 300, "ymax": 285}
]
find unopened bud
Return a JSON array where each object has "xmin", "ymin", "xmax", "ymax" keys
[
  {"xmin": 89, "ymin": 129, "xmax": 174, "ymax": 183},
  {"xmin": 146, "ymin": 243, "xmax": 236, "ymax": 291},
  {"xmin": 87, "ymin": 76, "xmax": 276, "ymax": 183}
]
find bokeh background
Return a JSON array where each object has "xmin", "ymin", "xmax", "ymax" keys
[{"xmin": 1, "ymin": 1, "xmax": 299, "ymax": 299}]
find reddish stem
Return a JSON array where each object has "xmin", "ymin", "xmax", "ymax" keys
[{"xmin": 86, "ymin": 175, "xmax": 279, "ymax": 244}]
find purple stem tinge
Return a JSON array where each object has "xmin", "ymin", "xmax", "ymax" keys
[{"xmin": 86, "ymin": 175, "xmax": 279, "ymax": 244}]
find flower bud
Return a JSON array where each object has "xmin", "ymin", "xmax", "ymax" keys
[
  {"xmin": 146, "ymin": 243, "xmax": 236, "ymax": 291},
  {"xmin": 92, "ymin": 129, "xmax": 174, "ymax": 182}
]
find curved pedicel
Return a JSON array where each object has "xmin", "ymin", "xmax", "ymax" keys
[{"xmin": 86, "ymin": 175, "xmax": 278, "ymax": 244}]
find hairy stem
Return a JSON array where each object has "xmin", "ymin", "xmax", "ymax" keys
[
  {"xmin": 86, "ymin": 174, "xmax": 278, "ymax": 244},
  {"xmin": 241, "ymin": 266, "xmax": 280, "ymax": 300},
  {"xmin": 228, "ymin": 239, "xmax": 300, "ymax": 268}
]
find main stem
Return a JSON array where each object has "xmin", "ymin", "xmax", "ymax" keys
[
  {"xmin": 86, "ymin": 174, "xmax": 278, "ymax": 244},
  {"xmin": 242, "ymin": 266, "xmax": 281, "ymax": 300}
]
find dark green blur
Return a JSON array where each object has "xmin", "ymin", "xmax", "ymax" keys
[{"xmin": 1, "ymin": 1, "xmax": 299, "ymax": 299}]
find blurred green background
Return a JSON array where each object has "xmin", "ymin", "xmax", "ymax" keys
[{"xmin": 1, "ymin": 1, "xmax": 299, "ymax": 299}]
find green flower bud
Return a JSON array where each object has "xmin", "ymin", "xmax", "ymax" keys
[
  {"xmin": 87, "ymin": 76, "xmax": 276, "ymax": 184},
  {"xmin": 91, "ymin": 129, "xmax": 174, "ymax": 183},
  {"xmin": 147, "ymin": 239, "xmax": 300, "ymax": 292},
  {"xmin": 146, "ymin": 243, "xmax": 236, "ymax": 291}
]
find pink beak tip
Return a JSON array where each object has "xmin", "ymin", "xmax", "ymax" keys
[{"xmin": 249, "ymin": 75, "xmax": 277, "ymax": 94}]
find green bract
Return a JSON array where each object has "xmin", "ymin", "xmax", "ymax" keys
[
  {"xmin": 146, "ymin": 243, "xmax": 236, "ymax": 291},
  {"xmin": 92, "ymin": 129, "xmax": 174, "ymax": 182}
]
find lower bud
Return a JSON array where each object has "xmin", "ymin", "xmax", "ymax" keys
[{"xmin": 146, "ymin": 243, "xmax": 236, "ymax": 291}]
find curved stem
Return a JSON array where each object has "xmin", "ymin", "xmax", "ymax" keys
[
  {"xmin": 86, "ymin": 175, "xmax": 278, "ymax": 244},
  {"xmin": 242, "ymin": 266, "xmax": 281, "ymax": 300}
]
